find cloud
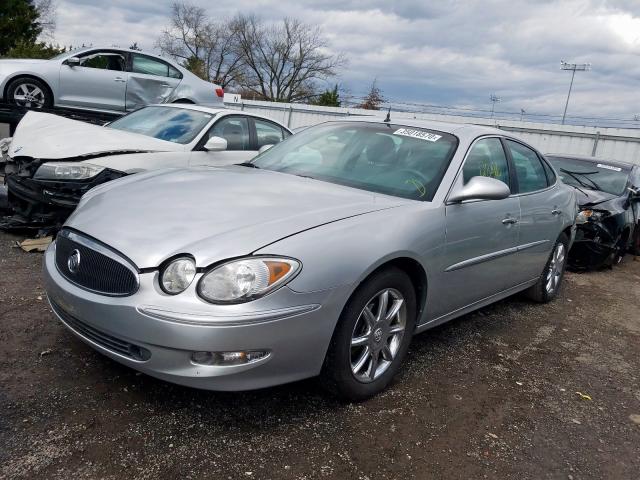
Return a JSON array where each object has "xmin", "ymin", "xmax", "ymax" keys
[{"xmin": 54, "ymin": 0, "xmax": 640, "ymax": 124}]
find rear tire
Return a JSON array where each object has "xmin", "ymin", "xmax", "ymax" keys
[
  {"xmin": 321, "ymin": 267, "xmax": 417, "ymax": 401},
  {"xmin": 6, "ymin": 77, "xmax": 52, "ymax": 109},
  {"xmin": 526, "ymin": 233, "xmax": 569, "ymax": 303}
]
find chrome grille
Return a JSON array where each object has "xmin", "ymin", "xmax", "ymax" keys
[
  {"xmin": 55, "ymin": 229, "xmax": 139, "ymax": 296},
  {"xmin": 50, "ymin": 299, "xmax": 150, "ymax": 361}
]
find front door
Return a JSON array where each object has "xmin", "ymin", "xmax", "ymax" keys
[
  {"xmin": 435, "ymin": 137, "xmax": 520, "ymax": 318},
  {"xmin": 58, "ymin": 50, "xmax": 128, "ymax": 111},
  {"xmin": 190, "ymin": 116, "xmax": 256, "ymax": 166}
]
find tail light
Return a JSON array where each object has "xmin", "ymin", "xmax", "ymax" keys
[{"xmin": 215, "ymin": 88, "xmax": 224, "ymax": 98}]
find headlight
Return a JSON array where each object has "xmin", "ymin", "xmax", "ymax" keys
[
  {"xmin": 34, "ymin": 162, "xmax": 105, "ymax": 180},
  {"xmin": 576, "ymin": 209, "xmax": 604, "ymax": 224},
  {"xmin": 197, "ymin": 257, "xmax": 301, "ymax": 304},
  {"xmin": 160, "ymin": 257, "xmax": 196, "ymax": 294}
]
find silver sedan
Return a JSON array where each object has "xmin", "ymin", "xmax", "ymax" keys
[
  {"xmin": 0, "ymin": 47, "xmax": 224, "ymax": 112},
  {"xmin": 43, "ymin": 118, "xmax": 577, "ymax": 399}
]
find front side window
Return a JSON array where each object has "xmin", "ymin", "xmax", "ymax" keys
[
  {"xmin": 132, "ymin": 54, "xmax": 181, "ymax": 78},
  {"xmin": 251, "ymin": 122, "xmax": 458, "ymax": 201},
  {"xmin": 255, "ymin": 119, "xmax": 285, "ymax": 148},
  {"xmin": 108, "ymin": 106, "xmax": 213, "ymax": 144},
  {"xmin": 506, "ymin": 140, "xmax": 548, "ymax": 193},
  {"xmin": 546, "ymin": 156, "xmax": 631, "ymax": 196},
  {"xmin": 208, "ymin": 117, "xmax": 251, "ymax": 151},
  {"xmin": 462, "ymin": 138, "xmax": 510, "ymax": 186},
  {"xmin": 78, "ymin": 51, "xmax": 126, "ymax": 71}
]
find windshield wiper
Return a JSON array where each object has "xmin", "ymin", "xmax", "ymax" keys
[
  {"xmin": 559, "ymin": 168, "xmax": 593, "ymax": 195},
  {"xmin": 236, "ymin": 162, "xmax": 260, "ymax": 169},
  {"xmin": 560, "ymin": 168, "xmax": 601, "ymax": 191}
]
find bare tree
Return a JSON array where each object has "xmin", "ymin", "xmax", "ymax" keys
[
  {"xmin": 233, "ymin": 15, "xmax": 344, "ymax": 103},
  {"xmin": 359, "ymin": 79, "xmax": 385, "ymax": 110},
  {"xmin": 156, "ymin": 2, "xmax": 243, "ymax": 87},
  {"xmin": 35, "ymin": 0, "xmax": 56, "ymax": 40}
]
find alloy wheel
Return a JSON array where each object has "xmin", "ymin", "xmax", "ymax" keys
[
  {"xmin": 13, "ymin": 83, "xmax": 46, "ymax": 108},
  {"xmin": 350, "ymin": 288, "xmax": 406, "ymax": 382},
  {"xmin": 545, "ymin": 243, "xmax": 566, "ymax": 294}
]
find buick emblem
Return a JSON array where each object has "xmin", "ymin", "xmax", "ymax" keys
[{"xmin": 67, "ymin": 249, "xmax": 81, "ymax": 274}]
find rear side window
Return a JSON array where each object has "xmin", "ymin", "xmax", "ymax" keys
[
  {"xmin": 254, "ymin": 119, "xmax": 285, "ymax": 148},
  {"xmin": 462, "ymin": 138, "xmax": 510, "ymax": 187},
  {"xmin": 506, "ymin": 140, "xmax": 548, "ymax": 193},
  {"xmin": 132, "ymin": 54, "xmax": 182, "ymax": 79}
]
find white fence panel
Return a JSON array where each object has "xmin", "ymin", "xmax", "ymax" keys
[{"xmin": 226, "ymin": 100, "xmax": 640, "ymax": 165}]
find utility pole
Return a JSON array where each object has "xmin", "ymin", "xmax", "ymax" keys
[
  {"xmin": 520, "ymin": 108, "xmax": 526, "ymax": 121},
  {"xmin": 489, "ymin": 94, "xmax": 501, "ymax": 118},
  {"xmin": 560, "ymin": 60, "xmax": 591, "ymax": 125}
]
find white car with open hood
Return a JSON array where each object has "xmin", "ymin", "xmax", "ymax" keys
[{"xmin": 0, "ymin": 104, "xmax": 292, "ymax": 229}]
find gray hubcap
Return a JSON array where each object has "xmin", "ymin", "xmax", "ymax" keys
[
  {"xmin": 545, "ymin": 243, "xmax": 566, "ymax": 294},
  {"xmin": 13, "ymin": 83, "xmax": 45, "ymax": 108},
  {"xmin": 350, "ymin": 288, "xmax": 406, "ymax": 382}
]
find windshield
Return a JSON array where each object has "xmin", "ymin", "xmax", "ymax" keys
[
  {"xmin": 547, "ymin": 156, "xmax": 630, "ymax": 195},
  {"xmin": 107, "ymin": 106, "xmax": 214, "ymax": 144},
  {"xmin": 251, "ymin": 122, "xmax": 458, "ymax": 201}
]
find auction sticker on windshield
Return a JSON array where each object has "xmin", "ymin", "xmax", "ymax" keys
[
  {"xmin": 597, "ymin": 163, "xmax": 622, "ymax": 172},
  {"xmin": 393, "ymin": 128, "xmax": 442, "ymax": 142}
]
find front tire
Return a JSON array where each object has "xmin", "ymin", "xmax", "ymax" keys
[
  {"xmin": 321, "ymin": 267, "xmax": 417, "ymax": 401},
  {"xmin": 6, "ymin": 77, "xmax": 52, "ymax": 109},
  {"xmin": 526, "ymin": 233, "xmax": 569, "ymax": 303}
]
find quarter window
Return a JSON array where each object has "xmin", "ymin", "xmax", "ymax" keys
[
  {"xmin": 462, "ymin": 138, "xmax": 510, "ymax": 187},
  {"xmin": 208, "ymin": 117, "xmax": 251, "ymax": 151},
  {"xmin": 132, "ymin": 54, "xmax": 181, "ymax": 79},
  {"xmin": 506, "ymin": 140, "xmax": 548, "ymax": 193},
  {"xmin": 254, "ymin": 119, "xmax": 285, "ymax": 148}
]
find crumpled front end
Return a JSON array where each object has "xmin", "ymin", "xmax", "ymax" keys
[
  {"xmin": 569, "ymin": 211, "xmax": 625, "ymax": 269},
  {"xmin": 1, "ymin": 154, "xmax": 126, "ymax": 231}
]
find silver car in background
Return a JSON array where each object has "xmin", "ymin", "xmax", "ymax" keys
[
  {"xmin": 44, "ymin": 118, "xmax": 577, "ymax": 399},
  {"xmin": 0, "ymin": 47, "xmax": 224, "ymax": 112}
]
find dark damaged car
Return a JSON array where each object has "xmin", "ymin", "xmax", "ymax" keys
[
  {"xmin": 0, "ymin": 105, "xmax": 291, "ymax": 230},
  {"xmin": 546, "ymin": 154, "xmax": 640, "ymax": 269}
]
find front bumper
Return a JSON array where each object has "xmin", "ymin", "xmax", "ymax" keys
[{"xmin": 43, "ymin": 243, "xmax": 347, "ymax": 391}]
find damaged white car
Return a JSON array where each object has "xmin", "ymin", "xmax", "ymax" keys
[{"xmin": 0, "ymin": 104, "xmax": 292, "ymax": 230}]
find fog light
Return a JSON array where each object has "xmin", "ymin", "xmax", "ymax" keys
[{"xmin": 191, "ymin": 350, "xmax": 269, "ymax": 366}]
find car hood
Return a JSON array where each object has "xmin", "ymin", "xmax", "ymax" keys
[
  {"xmin": 575, "ymin": 188, "xmax": 618, "ymax": 208},
  {"xmin": 9, "ymin": 112, "xmax": 184, "ymax": 160},
  {"xmin": 66, "ymin": 166, "xmax": 408, "ymax": 268}
]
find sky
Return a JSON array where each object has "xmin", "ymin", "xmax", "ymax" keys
[{"xmin": 52, "ymin": 0, "xmax": 640, "ymax": 125}]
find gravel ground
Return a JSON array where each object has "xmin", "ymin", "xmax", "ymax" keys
[{"xmin": 0, "ymin": 230, "xmax": 639, "ymax": 479}]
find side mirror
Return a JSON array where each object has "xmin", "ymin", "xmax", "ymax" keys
[
  {"xmin": 258, "ymin": 144, "xmax": 274, "ymax": 154},
  {"xmin": 203, "ymin": 136, "xmax": 227, "ymax": 152},
  {"xmin": 449, "ymin": 176, "xmax": 511, "ymax": 203},
  {"xmin": 65, "ymin": 57, "xmax": 80, "ymax": 67}
]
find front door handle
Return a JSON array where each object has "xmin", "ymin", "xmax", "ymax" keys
[
  {"xmin": 114, "ymin": 77, "xmax": 126, "ymax": 82},
  {"xmin": 551, "ymin": 209, "xmax": 562, "ymax": 215},
  {"xmin": 502, "ymin": 217, "xmax": 518, "ymax": 225}
]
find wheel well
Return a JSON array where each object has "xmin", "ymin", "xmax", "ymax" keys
[
  {"xmin": 4, "ymin": 74, "xmax": 54, "ymax": 103},
  {"xmin": 562, "ymin": 225, "xmax": 573, "ymax": 241},
  {"xmin": 365, "ymin": 257, "xmax": 428, "ymax": 324},
  {"xmin": 172, "ymin": 98, "xmax": 194, "ymax": 104}
]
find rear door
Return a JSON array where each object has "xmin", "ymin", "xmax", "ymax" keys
[
  {"xmin": 505, "ymin": 139, "xmax": 563, "ymax": 282},
  {"xmin": 189, "ymin": 115, "xmax": 255, "ymax": 166},
  {"xmin": 126, "ymin": 54, "xmax": 182, "ymax": 111},
  {"xmin": 58, "ymin": 50, "xmax": 128, "ymax": 111},
  {"xmin": 437, "ymin": 136, "xmax": 520, "ymax": 317}
]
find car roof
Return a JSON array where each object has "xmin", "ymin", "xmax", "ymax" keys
[
  {"xmin": 145, "ymin": 103, "xmax": 292, "ymax": 131},
  {"xmin": 544, "ymin": 153, "xmax": 635, "ymax": 170},
  {"xmin": 323, "ymin": 116, "xmax": 509, "ymax": 138}
]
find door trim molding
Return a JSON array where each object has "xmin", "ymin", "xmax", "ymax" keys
[{"xmin": 444, "ymin": 239, "xmax": 549, "ymax": 272}]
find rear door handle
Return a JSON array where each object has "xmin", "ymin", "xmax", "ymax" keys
[
  {"xmin": 160, "ymin": 83, "xmax": 171, "ymax": 87},
  {"xmin": 114, "ymin": 77, "xmax": 126, "ymax": 82},
  {"xmin": 551, "ymin": 209, "xmax": 562, "ymax": 215},
  {"xmin": 502, "ymin": 217, "xmax": 518, "ymax": 225}
]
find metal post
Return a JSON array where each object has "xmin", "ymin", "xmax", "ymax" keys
[
  {"xmin": 286, "ymin": 105, "xmax": 293, "ymax": 128},
  {"xmin": 591, "ymin": 131, "xmax": 600, "ymax": 157},
  {"xmin": 561, "ymin": 69, "xmax": 576, "ymax": 125}
]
